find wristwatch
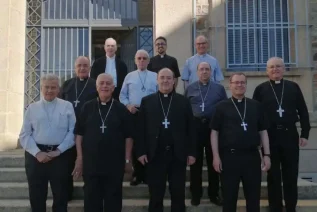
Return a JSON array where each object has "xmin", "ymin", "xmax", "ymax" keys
[
  {"xmin": 125, "ymin": 159, "xmax": 130, "ymax": 164},
  {"xmin": 264, "ymin": 154, "xmax": 271, "ymax": 157}
]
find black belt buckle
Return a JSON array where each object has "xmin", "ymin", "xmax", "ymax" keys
[
  {"xmin": 276, "ymin": 125, "xmax": 287, "ymax": 130},
  {"xmin": 230, "ymin": 149, "xmax": 235, "ymax": 154},
  {"xmin": 165, "ymin": 146, "xmax": 171, "ymax": 151},
  {"xmin": 46, "ymin": 145, "xmax": 54, "ymax": 152},
  {"xmin": 201, "ymin": 118, "xmax": 208, "ymax": 124}
]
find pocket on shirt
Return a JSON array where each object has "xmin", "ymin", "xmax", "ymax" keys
[{"xmin": 58, "ymin": 113, "xmax": 68, "ymax": 129}]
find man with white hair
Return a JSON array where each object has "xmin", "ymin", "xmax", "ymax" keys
[
  {"xmin": 91, "ymin": 37, "xmax": 128, "ymax": 100},
  {"xmin": 120, "ymin": 49, "xmax": 158, "ymax": 186},
  {"xmin": 19, "ymin": 73, "xmax": 76, "ymax": 212},
  {"xmin": 72, "ymin": 73, "xmax": 134, "ymax": 212}
]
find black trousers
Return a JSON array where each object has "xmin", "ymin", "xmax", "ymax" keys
[
  {"xmin": 131, "ymin": 110, "xmax": 145, "ymax": 182},
  {"xmin": 190, "ymin": 118, "xmax": 220, "ymax": 199},
  {"xmin": 267, "ymin": 125, "xmax": 299, "ymax": 212},
  {"xmin": 147, "ymin": 149, "xmax": 187, "ymax": 212},
  {"xmin": 25, "ymin": 149, "xmax": 70, "ymax": 212},
  {"xmin": 220, "ymin": 149, "xmax": 262, "ymax": 212},
  {"xmin": 83, "ymin": 173, "xmax": 124, "ymax": 212},
  {"xmin": 67, "ymin": 146, "xmax": 77, "ymax": 200}
]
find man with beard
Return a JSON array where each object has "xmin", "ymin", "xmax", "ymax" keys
[
  {"xmin": 148, "ymin": 36, "xmax": 180, "ymax": 87},
  {"xmin": 59, "ymin": 56, "xmax": 96, "ymax": 200},
  {"xmin": 136, "ymin": 68, "xmax": 196, "ymax": 212},
  {"xmin": 72, "ymin": 73, "xmax": 133, "ymax": 212}
]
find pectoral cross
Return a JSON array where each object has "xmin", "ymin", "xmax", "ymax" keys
[
  {"xmin": 74, "ymin": 100, "xmax": 80, "ymax": 107},
  {"xmin": 100, "ymin": 124, "xmax": 107, "ymax": 133},
  {"xmin": 162, "ymin": 118, "xmax": 170, "ymax": 129},
  {"xmin": 241, "ymin": 121, "xmax": 248, "ymax": 131},
  {"xmin": 277, "ymin": 106, "xmax": 284, "ymax": 118},
  {"xmin": 200, "ymin": 102, "xmax": 205, "ymax": 112}
]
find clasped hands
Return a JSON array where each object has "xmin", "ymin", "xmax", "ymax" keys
[{"xmin": 35, "ymin": 150, "xmax": 61, "ymax": 163}]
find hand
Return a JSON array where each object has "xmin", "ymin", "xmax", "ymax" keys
[
  {"xmin": 187, "ymin": 156, "xmax": 196, "ymax": 166},
  {"xmin": 138, "ymin": 155, "xmax": 148, "ymax": 165},
  {"xmin": 261, "ymin": 156, "xmax": 271, "ymax": 172},
  {"xmin": 127, "ymin": 105, "xmax": 139, "ymax": 114},
  {"xmin": 213, "ymin": 156, "xmax": 222, "ymax": 173},
  {"xmin": 47, "ymin": 149, "xmax": 61, "ymax": 158},
  {"xmin": 72, "ymin": 157, "xmax": 83, "ymax": 180},
  {"xmin": 299, "ymin": 138, "xmax": 308, "ymax": 147},
  {"xmin": 36, "ymin": 152, "xmax": 51, "ymax": 163},
  {"xmin": 125, "ymin": 161, "xmax": 133, "ymax": 174}
]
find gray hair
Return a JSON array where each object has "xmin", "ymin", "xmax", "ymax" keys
[
  {"xmin": 266, "ymin": 57, "xmax": 285, "ymax": 66},
  {"xmin": 96, "ymin": 73, "xmax": 114, "ymax": 85},
  {"xmin": 105, "ymin": 37, "xmax": 117, "ymax": 46},
  {"xmin": 135, "ymin": 49, "xmax": 150, "ymax": 59},
  {"xmin": 40, "ymin": 73, "xmax": 60, "ymax": 86},
  {"xmin": 74, "ymin": 56, "xmax": 90, "ymax": 66},
  {"xmin": 195, "ymin": 35, "xmax": 208, "ymax": 43}
]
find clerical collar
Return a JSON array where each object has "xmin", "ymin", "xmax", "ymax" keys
[
  {"xmin": 199, "ymin": 80, "xmax": 210, "ymax": 86},
  {"xmin": 270, "ymin": 78, "xmax": 283, "ymax": 84},
  {"xmin": 42, "ymin": 97, "xmax": 57, "ymax": 104},
  {"xmin": 137, "ymin": 69, "xmax": 147, "ymax": 73},
  {"xmin": 232, "ymin": 96, "xmax": 245, "ymax": 103},
  {"xmin": 159, "ymin": 91, "xmax": 173, "ymax": 98},
  {"xmin": 77, "ymin": 77, "xmax": 88, "ymax": 82},
  {"xmin": 98, "ymin": 97, "xmax": 112, "ymax": 106},
  {"xmin": 106, "ymin": 55, "xmax": 115, "ymax": 60},
  {"xmin": 159, "ymin": 54, "xmax": 166, "ymax": 58},
  {"xmin": 197, "ymin": 53, "xmax": 207, "ymax": 58}
]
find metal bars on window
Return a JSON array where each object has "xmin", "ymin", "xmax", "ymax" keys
[
  {"xmin": 139, "ymin": 27, "xmax": 153, "ymax": 57},
  {"xmin": 43, "ymin": 0, "xmax": 89, "ymax": 20},
  {"xmin": 42, "ymin": 27, "xmax": 89, "ymax": 83},
  {"xmin": 226, "ymin": 0, "xmax": 298, "ymax": 70}
]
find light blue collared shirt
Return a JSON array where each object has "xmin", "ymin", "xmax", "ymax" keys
[
  {"xmin": 119, "ymin": 70, "xmax": 158, "ymax": 106},
  {"xmin": 181, "ymin": 54, "xmax": 224, "ymax": 85},
  {"xmin": 19, "ymin": 98, "xmax": 76, "ymax": 157}
]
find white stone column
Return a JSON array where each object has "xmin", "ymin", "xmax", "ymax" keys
[
  {"xmin": 0, "ymin": 0, "xmax": 26, "ymax": 150},
  {"xmin": 153, "ymin": 0, "xmax": 193, "ymax": 93}
]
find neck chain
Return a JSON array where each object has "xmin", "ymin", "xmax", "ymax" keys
[
  {"xmin": 231, "ymin": 97, "xmax": 248, "ymax": 131},
  {"xmin": 198, "ymin": 81, "xmax": 211, "ymax": 112},
  {"xmin": 269, "ymin": 79, "xmax": 285, "ymax": 117},
  {"xmin": 138, "ymin": 70, "xmax": 148, "ymax": 92},
  {"xmin": 158, "ymin": 93, "xmax": 173, "ymax": 129},
  {"xmin": 74, "ymin": 77, "xmax": 89, "ymax": 107},
  {"xmin": 97, "ymin": 98, "xmax": 114, "ymax": 133},
  {"xmin": 42, "ymin": 99, "xmax": 58, "ymax": 128}
]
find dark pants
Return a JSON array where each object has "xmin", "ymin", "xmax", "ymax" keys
[
  {"xmin": 147, "ymin": 149, "xmax": 187, "ymax": 212},
  {"xmin": 131, "ymin": 110, "xmax": 145, "ymax": 182},
  {"xmin": 190, "ymin": 117, "xmax": 220, "ymax": 199},
  {"xmin": 67, "ymin": 146, "xmax": 77, "ymax": 200},
  {"xmin": 83, "ymin": 173, "xmax": 124, "ymax": 212},
  {"xmin": 25, "ymin": 147, "xmax": 70, "ymax": 212},
  {"xmin": 267, "ymin": 125, "xmax": 299, "ymax": 212},
  {"xmin": 220, "ymin": 149, "xmax": 262, "ymax": 212}
]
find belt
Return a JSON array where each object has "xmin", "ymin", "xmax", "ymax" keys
[
  {"xmin": 37, "ymin": 144, "xmax": 59, "ymax": 152},
  {"xmin": 194, "ymin": 116, "xmax": 210, "ymax": 124},
  {"xmin": 271, "ymin": 124, "xmax": 292, "ymax": 131},
  {"xmin": 222, "ymin": 148, "xmax": 258, "ymax": 154}
]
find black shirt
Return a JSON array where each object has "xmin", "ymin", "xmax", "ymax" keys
[
  {"xmin": 74, "ymin": 98, "xmax": 133, "ymax": 176},
  {"xmin": 210, "ymin": 97, "xmax": 268, "ymax": 150},
  {"xmin": 253, "ymin": 79, "xmax": 310, "ymax": 139},
  {"xmin": 148, "ymin": 54, "xmax": 181, "ymax": 77}
]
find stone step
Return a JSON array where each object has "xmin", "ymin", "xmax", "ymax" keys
[
  {"xmin": 1, "ymin": 199, "xmax": 317, "ymax": 212},
  {"xmin": 0, "ymin": 180, "xmax": 316, "ymax": 200}
]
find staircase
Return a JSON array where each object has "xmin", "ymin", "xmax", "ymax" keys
[{"xmin": 1, "ymin": 150, "xmax": 317, "ymax": 211}]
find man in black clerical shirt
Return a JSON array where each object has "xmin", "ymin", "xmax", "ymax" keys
[
  {"xmin": 136, "ymin": 68, "xmax": 196, "ymax": 212},
  {"xmin": 72, "ymin": 73, "xmax": 133, "ymax": 212},
  {"xmin": 253, "ymin": 57, "xmax": 311, "ymax": 212},
  {"xmin": 148, "ymin": 36, "xmax": 181, "ymax": 87},
  {"xmin": 185, "ymin": 62, "xmax": 227, "ymax": 206},
  {"xmin": 210, "ymin": 73, "xmax": 271, "ymax": 212},
  {"xmin": 59, "ymin": 56, "xmax": 96, "ymax": 201}
]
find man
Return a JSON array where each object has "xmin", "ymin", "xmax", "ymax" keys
[
  {"xmin": 90, "ymin": 37, "xmax": 128, "ymax": 100},
  {"xmin": 72, "ymin": 73, "xmax": 133, "ymax": 212},
  {"xmin": 210, "ymin": 73, "xmax": 271, "ymax": 212},
  {"xmin": 185, "ymin": 62, "xmax": 227, "ymax": 206},
  {"xmin": 59, "ymin": 56, "xmax": 96, "ymax": 201},
  {"xmin": 136, "ymin": 68, "xmax": 196, "ymax": 212},
  {"xmin": 119, "ymin": 49, "xmax": 158, "ymax": 186},
  {"xmin": 148, "ymin": 36, "xmax": 181, "ymax": 86},
  {"xmin": 181, "ymin": 35, "xmax": 224, "ymax": 88},
  {"xmin": 19, "ymin": 73, "xmax": 76, "ymax": 212},
  {"xmin": 253, "ymin": 57, "xmax": 311, "ymax": 212}
]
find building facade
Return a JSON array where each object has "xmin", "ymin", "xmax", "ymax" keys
[{"xmin": 1, "ymin": 0, "xmax": 317, "ymax": 180}]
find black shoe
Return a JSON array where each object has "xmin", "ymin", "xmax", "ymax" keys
[
  {"xmin": 130, "ymin": 177, "xmax": 142, "ymax": 186},
  {"xmin": 209, "ymin": 196, "xmax": 223, "ymax": 206},
  {"xmin": 191, "ymin": 198, "xmax": 200, "ymax": 206}
]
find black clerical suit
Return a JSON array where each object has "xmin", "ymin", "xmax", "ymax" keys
[
  {"xmin": 74, "ymin": 98, "xmax": 134, "ymax": 212},
  {"xmin": 136, "ymin": 91, "xmax": 196, "ymax": 212},
  {"xmin": 59, "ymin": 77, "xmax": 96, "ymax": 200},
  {"xmin": 148, "ymin": 54, "xmax": 181, "ymax": 78},
  {"xmin": 210, "ymin": 97, "xmax": 269, "ymax": 212},
  {"xmin": 253, "ymin": 79, "xmax": 310, "ymax": 212},
  {"xmin": 90, "ymin": 56, "xmax": 128, "ymax": 100}
]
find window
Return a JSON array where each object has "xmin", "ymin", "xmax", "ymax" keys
[{"xmin": 227, "ymin": 0, "xmax": 294, "ymax": 71}]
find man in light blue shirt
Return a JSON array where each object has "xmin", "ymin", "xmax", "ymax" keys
[
  {"xmin": 19, "ymin": 73, "xmax": 76, "ymax": 212},
  {"xmin": 119, "ymin": 49, "xmax": 157, "ymax": 186},
  {"xmin": 182, "ymin": 35, "xmax": 224, "ymax": 88}
]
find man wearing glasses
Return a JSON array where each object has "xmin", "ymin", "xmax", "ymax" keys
[
  {"xmin": 181, "ymin": 35, "xmax": 224, "ymax": 88},
  {"xmin": 148, "ymin": 36, "xmax": 181, "ymax": 87}
]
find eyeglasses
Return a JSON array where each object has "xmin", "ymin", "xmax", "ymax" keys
[
  {"xmin": 136, "ymin": 57, "xmax": 147, "ymax": 60},
  {"xmin": 230, "ymin": 81, "xmax": 246, "ymax": 85},
  {"xmin": 155, "ymin": 43, "xmax": 166, "ymax": 46}
]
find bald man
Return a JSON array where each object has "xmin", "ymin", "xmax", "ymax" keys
[
  {"xmin": 136, "ymin": 68, "xmax": 196, "ymax": 212},
  {"xmin": 73, "ymin": 73, "xmax": 134, "ymax": 212},
  {"xmin": 91, "ymin": 38, "xmax": 128, "ymax": 100},
  {"xmin": 59, "ymin": 56, "xmax": 97, "ymax": 201}
]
